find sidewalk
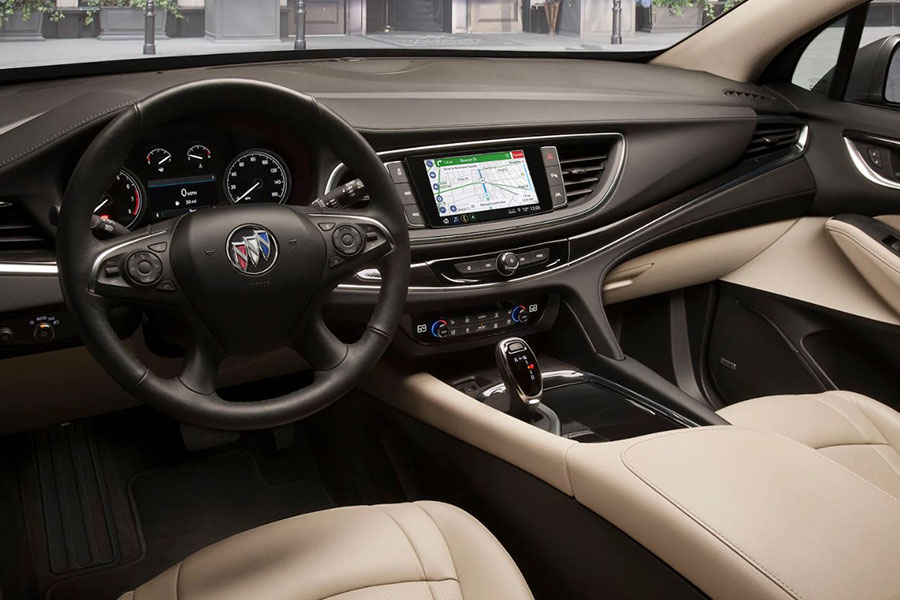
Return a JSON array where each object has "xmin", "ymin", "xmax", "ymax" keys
[{"xmin": 0, "ymin": 31, "xmax": 692, "ymax": 71}]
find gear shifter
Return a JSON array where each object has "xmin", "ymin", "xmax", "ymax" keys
[{"xmin": 495, "ymin": 337, "xmax": 543, "ymax": 421}]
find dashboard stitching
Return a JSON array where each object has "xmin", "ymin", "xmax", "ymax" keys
[{"xmin": 0, "ymin": 100, "xmax": 139, "ymax": 169}]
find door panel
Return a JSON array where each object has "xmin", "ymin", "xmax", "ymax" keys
[{"xmin": 306, "ymin": 0, "xmax": 345, "ymax": 34}]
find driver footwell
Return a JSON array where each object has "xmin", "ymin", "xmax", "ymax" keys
[{"xmin": 1, "ymin": 408, "xmax": 339, "ymax": 600}]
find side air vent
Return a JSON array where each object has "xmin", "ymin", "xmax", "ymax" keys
[
  {"xmin": 558, "ymin": 144, "xmax": 609, "ymax": 204},
  {"xmin": 741, "ymin": 119, "xmax": 804, "ymax": 163},
  {"xmin": 723, "ymin": 89, "xmax": 776, "ymax": 102},
  {"xmin": 0, "ymin": 201, "xmax": 51, "ymax": 254}
]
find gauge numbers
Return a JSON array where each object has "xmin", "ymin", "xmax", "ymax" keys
[
  {"xmin": 225, "ymin": 150, "xmax": 290, "ymax": 204},
  {"xmin": 95, "ymin": 169, "xmax": 144, "ymax": 229}
]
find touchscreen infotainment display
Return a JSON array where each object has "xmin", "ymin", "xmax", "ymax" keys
[{"xmin": 424, "ymin": 150, "xmax": 541, "ymax": 224}]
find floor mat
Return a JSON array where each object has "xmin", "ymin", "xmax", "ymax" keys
[{"xmin": 46, "ymin": 450, "xmax": 334, "ymax": 600}]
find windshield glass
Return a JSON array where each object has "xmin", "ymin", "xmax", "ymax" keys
[{"xmin": 0, "ymin": 0, "xmax": 747, "ymax": 72}]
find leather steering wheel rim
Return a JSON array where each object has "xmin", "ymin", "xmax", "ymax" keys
[{"xmin": 57, "ymin": 79, "xmax": 410, "ymax": 430}]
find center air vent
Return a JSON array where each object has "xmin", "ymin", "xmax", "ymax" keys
[
  {"xmin": 742, "ymin": 119, "xmax": 805, "ymax": 163},
  {"xmin": 0, "ymin": 201, "xmax": 51, "ymax": 254},
  {"xmin": 558, "ymin": 144, "xmax": 609, "ymax": 204}
]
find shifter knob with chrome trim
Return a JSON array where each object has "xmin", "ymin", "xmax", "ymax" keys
[{"xmin": 495, "ymin": 337, "xmax": 542, "ymax": 421}]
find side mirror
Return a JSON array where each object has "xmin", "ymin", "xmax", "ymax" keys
[{"xmin": 845, "ymin": 33, "xmax": 900, "ymax": 105}]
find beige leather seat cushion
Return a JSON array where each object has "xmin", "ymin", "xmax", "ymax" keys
[
  {"xmin": 119, "ymin": 501, "xmax": 534, "ymax": 600},
  {"xmin": 718, "ymin": 390, "xmax": 900, "ymax": 498}
]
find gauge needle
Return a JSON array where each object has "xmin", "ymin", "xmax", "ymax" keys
[
  {"xmin": 188, "ymin": 154, "xmax": 203, "ymax": 161},
  {"xmin": 94, "ymin": 198, "xmax": 111, "ymax": 213},
  {"xmin": 237, "ymin": 182, "xmax": 261, "ymax": 201},
  {"xmin": 158, "ymin": 155, "xmax": 171, "ymax": 165}
]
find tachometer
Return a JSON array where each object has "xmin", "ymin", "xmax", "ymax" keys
[
  {"xmin": 225, "ymin": 149, "xmax": 290, "ymax": 204},
  {"xmin": 95, "ymin": 168, "xmax": 145, "ymax": 229}
]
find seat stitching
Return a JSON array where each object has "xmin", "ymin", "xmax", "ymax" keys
[
  {"xmin": 320, "ymin": 578, "xmax": 458, "ymax": 600},
  {"xmin": 834, "ymin": 391, "xmax": 893, "ymax": 447},
  {"xmin": 375, "ymin": 507, "xmax": 436, "ymax": 600},
  {"xmin": 872, "ymin": 445, "xmax": 900, "ymax": 481},
  {"xmin": 413, "ymin": 503, "xmax": 464, "ymax": 600},
  {"xmin": 172, "ymin": 560, "xmax": 184, "ymax": 600},
  {"xmin": 808, "ymin": 393, "xmax": 871, "ymax": 441}
]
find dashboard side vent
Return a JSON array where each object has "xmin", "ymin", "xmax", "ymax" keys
[
  {"xmin": 558, "ymin": 144, "xmax": 609, "ymax": 204},
  {"xmin": 0, "ymin": 201, "xmax": 51, "ymax": 253},
  {"xmin": 741, "ymin": 119, "xmax": 804, "ymax": 163},
  {"xmin": 723, "ymin": 89, "xmax": 776, "ymax": 101}
]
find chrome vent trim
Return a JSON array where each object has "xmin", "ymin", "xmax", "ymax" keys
[
  {"xmin": 558, "ymin": 146, "xmax": 609, "ymax": 204},
  {"xmin": 742, "ymin": 119, "xmax": 805, "ymax": 163}
]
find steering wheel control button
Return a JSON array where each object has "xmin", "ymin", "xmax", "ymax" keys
[
  {"xmin": 148, "ymin": 241, "xmax": 167, "ymax": 252},
  {"xmin": 33, "ymin": 322, "xmax": 55, "ymax": 343},
  {"xmin": 317, "ymin": 222, "xmax": 336, "ymax": 231},
  {"xmin": 497, "ymin": 252, "xmax": 520, "ymax": 276},
  {"xmin": 103, "ymin": 261, "xmax": 121, "ymax": 278},
  {"xmin": 430, "ymin": 319, "xmax": 450, "ymax": 339},
  {"xmin": 156, "ymin": 280, "xmax": 176, "ymax": 292},
  {"xmin": 226, "ymin": 225, "xmax": 278, "ymax": 276},
  {"xmin": 328, "ymin": 256, "xmax": 345, "ymax": 268},
  {"xmin": 125, "ymin": 251, "xmax": 163, "ymax": 286},
  {"xmin": 332, "ymin": 225, "xmax": 364, "ymax": 257},
  {"xmin": 386, "ymin": 161, "xmax": 409, "ymax": 184}
]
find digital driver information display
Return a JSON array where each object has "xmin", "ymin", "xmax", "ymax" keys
[{"xmin": 425, "ymin": 150, "xmax": 540, "ymax": 224}]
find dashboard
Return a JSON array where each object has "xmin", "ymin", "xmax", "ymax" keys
[{"xmin": 97, "ymin": 115, "xmax": 313, "ymax": 230}]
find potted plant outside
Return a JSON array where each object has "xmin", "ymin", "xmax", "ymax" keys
[
  {"xmin": 85, "ymin": 0, "xmax": 181, "ymax": 40},
  {"xmin": 636, "ymin": 0, "xmax": 702, "ymax": 32},
  {"xmin": 701, "ymin": 0, "xmax": 746, "ymax": 25},
  {"xmin": 0, "ymin": 0, "xmax": 62, "ymax": 41}
]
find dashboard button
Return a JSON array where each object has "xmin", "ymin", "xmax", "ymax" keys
[
  {"xmin": 395, "ymin": 183, "xmax": 417, "ymax": 205},
  {"xmin": 540, "ymin": 146, "xmax": 561, "ymax": 167},
  {"xmin": 386, "ymin": 161, "xmax": 409, "ymax": 184},
  {"xmin": 33, "ymin": 322, "xmax": 55, "ymax": 343},
  {"xmin": 548, "ymin": 184, "xmax": 567, "ymax": 208},
  {"xmin": 545, "ymin": 165, "xmax": 564, "ymax": 187},
  {"xmin": 455, "ymin": 259, "xmax": 495, "ymax": 275},
  {"xmin": 521, "ymin": 248, "xmax": 550, "ymax": 266},
  {"xmin": 497, "ymin": 252, "xmax": 520, "ymax": 276},
  {"xmin": 0, "ymin": 327, "xmax": 13, "ymax": 344},
  {"xmin": 403, "ymin": 205, "xmax": 426, "ymax": 226}
]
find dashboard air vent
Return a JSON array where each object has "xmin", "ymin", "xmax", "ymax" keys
[
  {"xmin": 723, "ymin": 90, "xmax": 775, "ymax": 102},
  {"xmin": 741, "ymin": 119, "xmax": 804, "ymax": 163},
  {"xmin": 558, "ymin": 144, "xmax": 609, "ymax": 204},
  {"xmin": 0, "ymin": 201, "xmax": 51, "ymax": 253}
]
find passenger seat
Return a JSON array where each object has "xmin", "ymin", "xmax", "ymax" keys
[{"xmin": 719, "ymin": 391, "xmax": 900, "ymax": 499}]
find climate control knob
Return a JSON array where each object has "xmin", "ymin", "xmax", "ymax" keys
[
  {"xmin": 497, "ymin": 252, "xmax": 520, "ymax": 276},
  {"xmin": 33, "ymin": 322, "xmax": 55, "ymax": 343},
  {"xmin": 430, "ymin": 319, "xmax": 450, "ymax": 339},
  {"xmin": 511, "ymin": 305, "xmax": 529, "ymax": 324}
]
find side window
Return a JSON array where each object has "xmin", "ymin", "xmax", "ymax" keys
[{"xmin": 792, "ymin": 17, "xmax": 847, "ymax": 93}]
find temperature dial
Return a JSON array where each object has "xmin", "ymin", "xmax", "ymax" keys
[
  {"xmin": 430, "ymin": 319, "xmax": 450, "ymax": 339},
  {"xmin": 511, "ymin": 305, "xmax": 529, "ymax": 324}
]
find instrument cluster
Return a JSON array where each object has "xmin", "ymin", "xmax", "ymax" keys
[{"xmin": 95, "ymin": 120, "xmax": 305, "ymax": 230}]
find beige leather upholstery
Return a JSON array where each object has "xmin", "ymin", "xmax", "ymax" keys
[
  {"xmin": 566, "ymin": 426, "xmax": 900, "ymax": 600},
  {"xmin": 719, "ymin": 391, "xmax": 900, "ymax": 499},
  {"xmin": 825, "ymin": 217, "xmax": 900, "ymax": 316},
  {"xmin": 118, "ymin": 501, "xmax": 533, "ymax": 600}
]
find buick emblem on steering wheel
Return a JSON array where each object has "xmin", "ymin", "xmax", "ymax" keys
[{"xmin": 226, "ymin": 225, "xmax": 278, "ymax": 276}]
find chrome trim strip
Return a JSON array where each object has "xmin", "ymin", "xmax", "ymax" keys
[
  {"xmin": 844, "ymin": 136, "xmax": 900, "ymax": 190},
  {"xmin": 0, "ymin": 263, "xmax": 58, "ymax": 275},
  {"xmin": 89, "ymin": 230, "xmax": 168, "ymax": 292},
  {"xmin": 325, "ymin": 132, "xmax": 624, "ymax": 194}
]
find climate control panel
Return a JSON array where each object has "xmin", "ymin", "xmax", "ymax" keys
[{"xmin": 410, "ymin": 298, "xmax": 546, "ymax": 345}]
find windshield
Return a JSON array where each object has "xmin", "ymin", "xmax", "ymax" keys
[{"xmin": 0, "ymin": 0, "xmax": 747, "ymax": 72}]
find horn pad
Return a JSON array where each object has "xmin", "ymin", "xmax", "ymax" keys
[{"xmin": 169, "ymin": 204, "xmax": 326, "ymax": 354}]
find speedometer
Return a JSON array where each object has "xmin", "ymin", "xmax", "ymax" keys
[{"xmin": 225, "ymin": 150, "xmax": 290, "ymax": 204}]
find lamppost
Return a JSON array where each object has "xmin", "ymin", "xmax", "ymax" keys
[
  {"xmin": 610, "ymin": 0, "xmax": 622, "ymax": 44},
  {"xmin": 294, "ymin": 0, "xmax": 306, "ymax": 50},
  {"xmin": 143, "ymin": 0, "xmax": 156, "ymax": 55}
]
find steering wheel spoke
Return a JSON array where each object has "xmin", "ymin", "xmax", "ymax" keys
[
  {"xmin": 303, "ymin": 209, "xmax": 396, "ymax": 286},
  {"xmin": 89, "ymin": 226, "xmax": 188, "ymax": 308},
  {"xmin": 179, "ymin": 320, "xmax": 225, "ymax": 395}
]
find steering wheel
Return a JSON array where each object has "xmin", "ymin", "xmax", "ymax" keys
[{"xmin": 56, "ymin": 79, "xmax": 410, "ymax": 430}]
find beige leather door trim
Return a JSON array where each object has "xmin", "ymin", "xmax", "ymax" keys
[
  {"xmin": 603, "ymin": 220, "xmax": 796, "ymax": 305},
  {"xmin": 825, "ymin": 217, "xmax": 900, "ymax": 316},
  {"xmin": 722, "ymin": 217, "xmax": 900, "ymax": 325}
]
